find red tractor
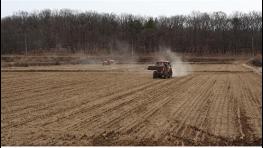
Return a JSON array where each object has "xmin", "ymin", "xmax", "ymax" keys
[
  {"xmin": 147, "ymin": 61, "xmax": 173, "ymax": 79},
  {"xmin": 102, "ymin": 59, "xmax": 115, "ymax": 65}
]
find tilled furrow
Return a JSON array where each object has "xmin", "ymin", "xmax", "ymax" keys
[
  {"xmin": 1, "ymin": 76, "xmax": 146, "ymax": 121},
  {"xmin": 1, "ymin": 78, "xmax": 163, "ymax": 129}
]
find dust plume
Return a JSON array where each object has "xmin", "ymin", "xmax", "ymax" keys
[{"xmin": 158, "ymin": 47, "xmax": 192, "ymax": 77}]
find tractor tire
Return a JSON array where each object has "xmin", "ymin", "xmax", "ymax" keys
[
  {"xmin": 169, "ymin": 72, "xmax": 172, "ymax": 78},
  {"xmin": 168, "ymin": 70, "xmax": 173, "ymax": 78},
  {"xmin": 153, "ymin": 71, "xmax": 158, "ymax": 79},
  {"xmin": 163, "ymin": 73, "xmax": 168, "ymax": 79}
]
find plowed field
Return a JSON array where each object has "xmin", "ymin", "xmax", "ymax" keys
[{"xmin": 1, "ymin": 64, "xmax": 262, "ymax": 146}]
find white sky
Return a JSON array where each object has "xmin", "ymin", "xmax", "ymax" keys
[{"xmin": 1, "ymin": 0, "xmax": 262, "ymax": 18}]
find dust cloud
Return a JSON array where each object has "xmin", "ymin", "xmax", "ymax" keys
[{"xmin": 158, "ymin": 47, "xmax": 192, "ymax": 77}]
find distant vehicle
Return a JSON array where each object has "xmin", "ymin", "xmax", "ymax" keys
[
  {"xmin": 102, "ymin": 59, "xmax": 115, "ymax": 65},
  {"xmin": 147, "ymin": 61, "xmax": 173, "ymax": 79}
]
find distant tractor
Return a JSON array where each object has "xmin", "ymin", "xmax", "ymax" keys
[
  {"xmin": 102, "ymin": 59, "xmax": 115, "ymax": 65},
  {"xmin": 147, "ymin": 61, "xmax": 173, "ymax": 79}
]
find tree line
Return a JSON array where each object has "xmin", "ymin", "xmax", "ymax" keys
[{"xmin": 1, "ymin": 9, "xmax": 262, "ymax": 56}]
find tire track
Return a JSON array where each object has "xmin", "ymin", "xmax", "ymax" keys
[
  {"xmin": 1, "ymin": 78, "xmax": 165, "ymax": 129},
  {"xmin": 136, "ymin": 74, "xmax": 218, "ymax": 145},
  {"xmin": 1, "ymin": 74, "xmax": 89, "ymax": 99},
  {"xmin": 54, "ymin": 77, "xmax": 187, "ymax": 130},
  {"xmin": 73, "ymin": 76, "xmax": 196, "ymax": 132},
  {"xmin": 2, "ymin": 64, "xmax": 261, "ymax": 146},
  {"xmin": 217, "ymin": 74, "xmax": 231, "ymax": 137},
  {"xmin": 120, "ymin": 74, "xmax": 214, "ymax": 141},
  {"xmin": 2, "ymin": 72, "xmax": 127, "ymax": 104},
  {"xmin": 168, "ymin": 75, "xmax": 216, "ymax": 140},
  {"xmin": 27, "ymin": 76, "xmax": 196, "ymax": 144},
  {"xmin": 237, "ymin": 74, "xmax": 261, "ymax": 139},
  {"xmin": 2, "ymin": 76, "xmax": 150, "ymax": 125},
  {"xmin": 2, "ymin": 72, "xmax": 149, "ymax": 114},
  {"xmin": 2, "ymin": 74, "xmax": 143, "ymax": 117}
]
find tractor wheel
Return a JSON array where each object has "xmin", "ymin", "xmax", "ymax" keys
[
  {"xmin": 153, "ymin": 71, "xmax": 158, "ymax": 79},
  {"xmin": 165, "ymin": 72, "xmax": 170, "ymax": 79},
  {"xmin": 168, "ymin": 71, "xmax": 173, "ymax": 78},
  {"xmin": 163, "ymin": 74, "xmax": 168, "ymax": 79}
]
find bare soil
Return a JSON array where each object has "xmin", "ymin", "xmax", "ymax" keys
[{"xmin": 1, "ymin": 63, "xmax": 262, "ymax": 146}]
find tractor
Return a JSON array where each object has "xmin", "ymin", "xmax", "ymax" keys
[
  {"xmin": 147, "ymin": 61, "xmax": 173, "ymax": 79},
  {"xmin": 102, "ymin": 59, "xmax": 115, "ymax": 65}
]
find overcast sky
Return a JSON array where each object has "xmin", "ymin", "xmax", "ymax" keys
[{"xmin": 1, "ymin": 0, "xmax": 262, "ymax": 18}]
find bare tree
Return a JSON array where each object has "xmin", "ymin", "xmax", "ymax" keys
[{"xmin": 1, "ymin": 10, "xmax": 262, "ymax": 56}]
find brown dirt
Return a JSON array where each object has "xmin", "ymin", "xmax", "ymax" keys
[{"xmin": 1, "ymin": 63, "xmax": 262, "ymax": 146}]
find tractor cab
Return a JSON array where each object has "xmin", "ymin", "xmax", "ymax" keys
[{"xmin": 156, "ymin": 61, "xmax": 171, "ymax": 67}]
